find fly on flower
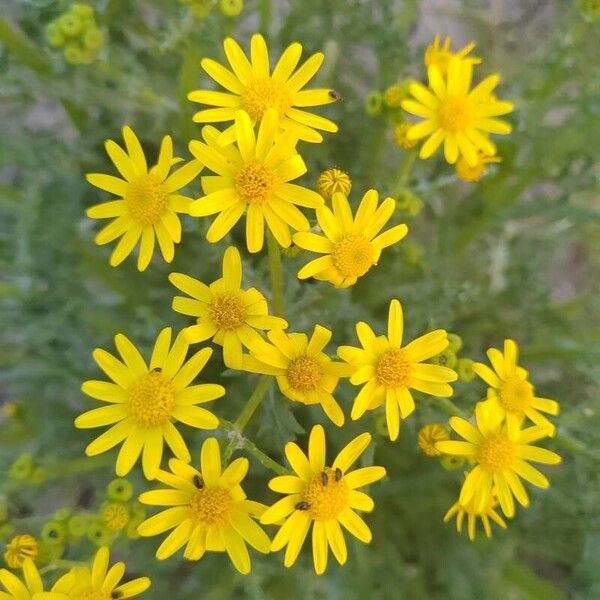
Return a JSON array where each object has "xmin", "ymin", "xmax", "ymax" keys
[
  {"xmin": 189, "ymin": 34, "xmax": 339, "ymax": 144},
  {"xmin": 86, "ymin": 126, "xmax": 203, "ymax": 271}
]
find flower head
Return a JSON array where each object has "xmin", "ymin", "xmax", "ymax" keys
[
  {"xmin": 424, "ymin": 35, "xmax": 481, "ymax": 75},
  {"xmin": 417, "ymin": 423, "xmax": 449, "ymax": 457},
  {"xmin": 316, "ymin": 168, "xmax": 352, "ymax": 201},
  {"xmin": 393, "ymin": 122, "xmax": 418, "ymax": 149},
  {"xmin": 86, "ymin": 126, "xmax": 202, "ymax": 270},
  {"xmin": 444, "ymin": 492, "xmax": 507, "ymax": 541},
  {"xmin": 241, "ymin": 326, "xmax": 350, "ymax": 426},
  {"xmin": 3, "ymin": 535, "xmax": 38, "ymax": 569},
  {"xmin": 338, "ymin": 299, "xmax": 457, "ymax": 441},
  {"xmin": 261, "ymin": 425, "xmax": 386, "ymax": 574},
  {"xmin": 293, "ymin": 190, "xmax": 408, "ymax": 288},
  {"xmin": 169, "ymin": 246, "xmax": 287, "ymax": 369},
  {"xmin": 137, "ymin": 437, "xmax": 270, "ymax": 574},
  {"xmin": 0, "ymin": 559, "xmax": 54, "ymax": 599},
  {"xmin": 455, "ymin": 152, "xmax": 501, "ymax": 182},
  {"xmin": 189, "ymin": 111, "xmax": 323, "ymax": 253},
  {"xmin": 76, "ymin": 328, "xmax": 225, "ymax": 479},
  {"xmin": 189, "ymin": 34, "xmax": 338, "ymax": 144},
  {"xmin": 474, "ymin": 339, "xmax": 559, "ymax": 434},
  {"xmin": 436, "ymin": 403, "xmax": 561, "ymax": 518},
  {"xmin": 402, "ymin": 57, "xmax": 514, "ymax": 166}
]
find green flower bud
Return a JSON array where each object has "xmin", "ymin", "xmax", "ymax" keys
[
  {"xmin": 59, "ymin": 13, "xmax": 82, "ymax": 37},
  {"xmin": 67, "ymin": 514, "xmax": 89, "ymax": 538},
  {"xmin": 9, "ymin": 453, "xmax": 34, "ymax": 480},
  {"xmin": 456, "ymin": 358, "xmax": 476, "ymax": 382},
  {"xmin": 220, "ymin": 0, "xmax": 243, "ymax": 17},
  {"xmin": 70, "ymin": 4, "xmax": 95, "ymax": 20},
  {"xmin": 40, "ymin": 521, "xmax": 67, "ymax": 545},
  {"xmin": 190, "ymin": 0, "xmax": 214, "ymax": 18},
  {"xmin": 107, "ymin": 478, "xmax": 133, "ymax": 502},
  {"xmin": 83, "ymin": 27, "xmax": 104, "ymax": 51},
  {"xmin": 64, "ymin": 43, "xmax": 84, "ymax": 64},
  {"xmin": 395, "ymin": 189, "xmax": 424, "ymax": 217},
  {"xmin": 87, "ymin": 520, "xmax": 112, "ymax": 547},
  {"xmin": 125, "ymin": 517, "xmax": 143, "ymax": 540},
  {"xmin": 31, "ymin": 467, "xmax": 48, "ymax": 485},
  {"xmin": 364, "ymin": 91, "xmax": 383, "ymax": 116},
  {"xmin": 432, "ymin": 349, "xmax": 457, "ymax": 370},
  {"xmin": 439, "ymin": 454, "xmax": 465, "ymax": 471},
  {"xmin": 53, "ymin": 508, "xmax": 72, "ymax": 522},
  {"xmin": 45, "ymin": 22, "xmax": 65, "ymax": 47},
  {"xmin": 447, "ymin": 333, "xmax": 463, "ymax": 353}
]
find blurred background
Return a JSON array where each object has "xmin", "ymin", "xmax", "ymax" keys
[{"xmin": 1, "ymin": 0, "xmax": 599, "ymax": 598}]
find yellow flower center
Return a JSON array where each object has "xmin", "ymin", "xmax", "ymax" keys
[
  {"xmin": 286, "ymin": 355, "xmax": 323, "ymax": 393},
  {"xmin": 332, "ymin": 235, "xmax": 375, "ymax": 278},
  {"xmin": 127, "ymin": 371, "xmax": 176, "ymax": 428},
  {"xmin": 240, "ymin": 78, "xmax": 292, "ymax": 121},
  {"xmin": 476, "ymin": 434, "xmax": 516, "ymax": 473},
  {"xmin": 101, "ymin": 502, "xmax": 130, "ymax": 532},
  {"xmin": 209, "ymin": 292, "xmax": 247, "ymax": 330},
  {"xmin": 189, "ymin": 486, "xmax": 232, "ymax": 526},
  {"xmin": 235, "ymin": 161, "xmax": 278, "ymax": 206},
  {"xmin": 498, "ymin": 377, "xmax": 534, "ymax": 414},
  {"xmin": 73, "ymin": 590, "xmax": 111, "ymax": 600},
  {"xmin": 125, "ymin": 173, "xmax": 170, "ymax": 225},
  {"xmin": 438, "ymin": 96, "xmax": 474, "ymax": 132},
  {"xmin": 375, "ymin": 348, "xmax": 411, "ymax": 388},
  {"xmin": 303, "ymin": 468, "xmax": 349, "ymax": 521}
]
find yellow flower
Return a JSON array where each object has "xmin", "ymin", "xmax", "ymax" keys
[
  {"xmin": 417, "ymin": 423, "xmax": 449, "ymax": 457},
  {"xmin": 393, "ymin": 122, "xmax": 418, "ymax": 149},
  {"xmin": 137, "ymin": 437, "xmax": 270, "ymax": 574},
  {"xmin": 293, "ymin": 190, "xmax": 408, "ymax": 288},
  {"xmin": 50, "ymin": 546, "xmax": 151, "ymax": 599},
  {"xmin": 455, "ymin": 152, "xmax": 501, "ymax": 182},
  {"xmin": 436, "ymin": 403, "xmax": 562, "ymax": 518},
  {"xmin": 424, "ymin": 35, "xmax": 481, "ymax": 75},
  {"xmin": 76, "ymin": 328, "xmax": 225, "ymax": 480},
  {"xmin": 3, "ymin": 534, "xmax": 38, "ymax": 568},
  {"xmin": 474, "ymin": 339, "xmax": 559, "ymax": 434},
  {"xmin": 383, "ymin": 82, "xmax": 411, "ymax": 108},
  {"xmin": 169, "ymin": 246, "xmax": 287, "ymax": 369},
  {"xmin": 337, "ymin": 299, "xmax": 457, "ymax": 441},
  {"xmin": 444, "ymin": 493, "xmax": 507, "ymax": 541},
  {"xmin": 316, "ymin": 168, "xmax": 352, "ymax": 201},
  {"xmin": 188, "ymin": 34, "xmax": 338, "ymax": 144},
  {"xmin": 86, "ymin": 126, "xmax": 202, "ymax": 271},
  {"xmin": 241, "ymin": 325, "xmax": 350, "ymax": 426},
  {"xmin": 0, "ymin": 559, "xmax": 58, "ymax": 599},
  {"xmin": 402, "ymin": 57, "xmax": 514, "ymax": 166},
  {"xmin": 189, "ymin": 111, "xmax": 324, "ymax": 253},
  {"xmin": 261, "ymin": 425, "xmax": 386, "ymax": 575},
  {"xmin": 100, "ymin": 502, "xmax": 130, "ymax": 532}
]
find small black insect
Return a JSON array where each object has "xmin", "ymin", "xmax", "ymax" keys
[
  {"xmin": 111, "ymin": 592, "xmax": 123, "ymax": 599},
  {"xmin": 321, "ymin": 471, "xmax": 329, "ymax": 486},
  {"xmin": 334, "ymin": 468, "xmax": 342, "ymax": 482},
  {"xmin": 295, "ymin": 501, "xmax": 310, "ymax": 511},
  {"xmin": 193, "ymin": 474, "xmax": 204, "ymax": 489},
  {"xmin": 328, "ymin": 90, "xmax": 341, "ymax": 100},
  {"xmin": 151, "ymin": 367, "xmax": 162, "ymax": 373}
]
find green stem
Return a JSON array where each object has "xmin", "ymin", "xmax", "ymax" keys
[
  {"xmin": 431, "ymin": 396, "xmax": 468, "ymax": 419},
  {"xmin": 392, "ymin": 148, "xmax": 417, "ymax": 195},
  {"xmin": 234, "ymin": 376, "xmax": 272, "ymax": 432},
  {"xmin": 267, "ymin": 232, "xmax": 285, "ymax": 317},
  {"xmin": 0, "ymin": 18, "xmax": 51, "ymax": 75}
]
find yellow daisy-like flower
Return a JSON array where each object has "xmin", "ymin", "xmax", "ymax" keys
[
  {"xmin": 0, "ymin": 558, "xmax": 58, "ymax": 599},
  {"xmin": 52, "ymin": 546, "xmax": 151, "ymax": 599},
  {"xmin": 402, "ymin": 57, "xmax": 514, "ymax": 166},
  {"xmin": 261, "ymin": 425, "xmax": 386, "ymax": 575},
  {"xmin": 137, "ymin": 437, "xmax": 270, "ymax": 574},
  {"xmin": 188, "ymin": 34, "xmax": 338, "ymax": 144},
  {"xmin": 474, "ymin": 339, "xmax": 559, "ymax": 434},
  {"xmin": 337, "ymin": 299, "xmax": 457, "ymax": 441},
  {"xmin": 455, "ymin": 152, "xmax": 501, "ymax": 182},
  {"xmin": 3, "ymin": 535, "xmax": 38, "ymax": 569},
  {"xmin": 443, "ymin": 493, "xmax": 507, "ymax": 541},
  {"xmin": 293, "ymin": 190, "xmax": 408, "ymax": 288},
  {"xmin": 436, "ymin": 403, "xmax": 562, "ymax": 518},
  {"xmin": 316, "ymin": 168, "xmax": 352, "ymax": 201},
  {"xmin": 86, "ymin": 126, "xmax": 203, "ymax": 271},
  {"xmin": 417, "ymin": 423, "xmax": 449, "ymax": 457},
  {"xmin": 75, "ymin": 328, "xmax": 225, "ymax": 480},
  {"xmin": 169, "ymin": 246, "xmax": 287, "ymax": 369},
  {"xmin": 189, "ymin": 110, "xmax": 324, "ymax": 253},
  {"xmin": 241, "ymin": 325, "xmax": 350, "ymax": 426},
  {"xmin": 424, "ymin": 35, "xmax": 481, "ymax": 75}
]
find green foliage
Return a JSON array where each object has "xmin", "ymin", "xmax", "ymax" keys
[{"xmin": 1, "ymin": 0, "xmax": 599, "ymax": 598}]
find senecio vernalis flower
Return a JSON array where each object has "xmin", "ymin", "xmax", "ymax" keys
[
  {"xmin": 424, "ymin": 35, "xmax": 481, "ymax": 74},
  {"xmin": 444, "ymin": 493, "xmax": 507, "ymax": 541},
  {"xmin": 293, "ymin": 190, "xmax": 408, "ymax": 288},
  {"xmin": 316, "ymin": 168, "xmax": 352, "ymax": 201},
  {"xmin": 169, "ymin": 246, "xmax": 287, "ymax": 368},
  {"xmin": 436, "ymin": 403, "xmax": 561, "ymax": 518},
  {"xmin": 455, "ymin": 151, "xmax": 501, "ymax": 182},
  {"xmin": 402, "ymin": 56, "xmax": 514, "ymax": 166},
  {"xmin": 86, "ymin": 126, "xmax": 202, "ymax": 271},
  {"xmin": 137, "ymin": 437, "xmax": 270, "ymax": 574},
  {"xmin": 474, "ymin": 339, "xmax": 559, "ymax": 434},
  {"xmin": 189, "ymin": 111, "xmax": 324, "ymax": 253},
  {"xmin": 189, "ymin": 34, "xmax": 338, "ymax": 143},
  {"xmin": 76, "ymin": 328, "xmax": 224, "ymax": 479},
  {"xmin": 338, "ymin": 299, "xmax": 457, "ymax": 441},
  {"xmin": 3, "ymin": 535, "xmax": 37, "ymax": 569},
  {"xmin": 242, "ymin": 325, "xmax": 350, "ymax": 426},
  {"xmin": 261, "ymin": 425, "xmax": 386, "ymax": 575}
]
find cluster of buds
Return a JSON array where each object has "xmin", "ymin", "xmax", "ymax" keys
[{"xmin": 179, "ymin": 0, "xmax": 244, "ymax": 19}]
